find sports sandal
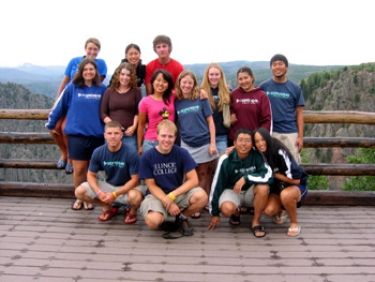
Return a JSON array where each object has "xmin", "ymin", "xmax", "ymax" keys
[
  {"xmin": 124, "ymin": 210, "xmax": 137, "ymax": 224},
  {"xmin": 229, "ymin": 214, "xmax": 241, "ymax": 225},
  {"xmin": 56, "ymin": 158, "xmax": 67, "ymax": 169},
  {"xmin": 65, "ymin": 163, "xmax": 73, "ymax": 175},
  {"xmin": 273, "ymin": 210, "xmax": 289, "ymax": 225},
  {"xmin": 252, "ymin": 225, "xmax": 266, "ymax": 238},
  {"xmin": 98, "ymin": 207, "xmax": 118, "ymax": 222},
  {"xmin": 287, "ymin": 225, "xmax": 301, "ymax": 237}
]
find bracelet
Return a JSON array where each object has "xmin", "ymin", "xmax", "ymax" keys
[
  {"xmin": 96, "ymin": 190, "xmax": 102, "ymax": 197},
  {"xmin": 168, "ymin": 192, "xmax": 176, "ymax": 201},
  {"xmin": 112, "ymin": 191, "xmax": 118, "ymax": 199}
]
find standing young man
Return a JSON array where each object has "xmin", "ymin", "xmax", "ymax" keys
[
  {"xmin": 145, "ymin": 35, "xmax": 184, "ymax": 94},
  {"xmin": 207, "ymin": 128, "xmax": 273, "ymax": 238},
  {"xmin": 259, "ymin": 54, "xmax": 305, "ymax": 163},
  {"xmin": 139, "ymin": 120, "xmax": 208, "ymax": 236},
  {"xmin": 75, "ymin": 121, "xmax": 146, "ymax": 223}
]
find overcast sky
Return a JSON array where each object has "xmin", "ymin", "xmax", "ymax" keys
[{"xmin": 1, "ymin": 0, "xmax": 374, "ymax": 72}]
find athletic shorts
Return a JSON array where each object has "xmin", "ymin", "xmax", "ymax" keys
[
  {"xmin": 140, "ymin": 187, "xmax": 203, "ymax": 220},
  {"xmin": 68, "ymin": 135, "xmax": 104, "ymax": 160},
  {"xmin": 82, "ymin": 180, "xmax": 147, "ymax": 205},
  {"xmin": 218, "ymin": 185, "xmax": 255, "ymax": 210}
]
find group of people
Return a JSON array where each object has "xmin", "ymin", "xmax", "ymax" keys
[{"xmin": 45, "ymin": 34, "xmax": 308, "ymax": 237}]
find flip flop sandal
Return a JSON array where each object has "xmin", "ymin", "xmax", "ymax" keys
[
  {"xmin": 83, "ymin": 202, "xmax": 95, "ymax": 210},
  {"xmin": 273, "ymin": 211, "xmax": 288, "ymax": 225},
  {"xmin": 287, "ymin": 225, "xmax": 301, "ymax": 237},
  {"xmin": 98, "ymin": 207, "xmax": 118, "ymax": 222},
  {"xmin": 65, "ymin": 164, "xmax": 74, "ymax": 175},
  {"xmin": 229, "ymin": 214, "xmax": 241, "ymax": 225},
  {"xmin": 56, "ymin": 158, "xmax": 67, "ymax": 169},
  {"xmin": 124, "ymin": 210, "xmax": 137, "ymax": 224},
  {"xmin": 71, "ymin": 199, "xmax": 83, "ymax": 210},
  {"xmin": 252, "ymin": 225, "xmax": 266, "ymax": 238}
]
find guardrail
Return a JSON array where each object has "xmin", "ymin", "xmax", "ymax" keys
[{"xmin": 1, "ymin": 109, "xmax": 375, "ymax": 205}]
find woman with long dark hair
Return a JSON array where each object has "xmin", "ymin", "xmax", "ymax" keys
[{"xmin": 252, "ymin": 127, "xmax": 308, "ymax": 237}]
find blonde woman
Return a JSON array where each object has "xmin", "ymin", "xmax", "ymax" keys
[{"xmin": 201, "ymin": 63, "xmax": 231, "ymax": 155}]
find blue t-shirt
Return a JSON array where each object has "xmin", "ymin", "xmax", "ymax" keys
[
  {"xmin": 139, "ymin": 145, "xmax": 197, "ymax": 194},
  {"xmin": 65, "ymin": 56, "xmax": 107, "ymax": 79},
  {"xmin": 89, "ymin": 143, "xmax": 139, "ymax": 186},
  {"xmin": 174, "ymin": 97, "xmax": 213, "ymax": 147},
  {"xmin": 259, "ymin": 79, "xmax": 304, "ymax": 133}
]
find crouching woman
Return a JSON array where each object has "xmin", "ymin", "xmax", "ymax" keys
[{"xmin": 253, "ymin": 127, "xmax": 308, "ymax": 237}]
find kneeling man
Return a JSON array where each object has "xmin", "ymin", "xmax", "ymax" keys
[
  {"xmin": 139, "ymin": 120, "xmax": 208, "ymax": 236},
  {"xmin": 208, "ymin": 128, "xmax": 273, "ymax": 237},
  {"xmin": 75, "ymin": 121, "xmax": 146, "ymax": 223}
]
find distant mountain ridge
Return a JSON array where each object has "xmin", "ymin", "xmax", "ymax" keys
[{"xmin": 0, "ymin": 62, "xmax": 343, "ymax": 98}]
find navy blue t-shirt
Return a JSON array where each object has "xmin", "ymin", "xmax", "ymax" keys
[
  {"xmin": 89, "ymin": 143, "xmax": 139, "ymax": 186},
  {"xmin": 174, "ymin": 97, "xmax": 213, "ymax": 147},
  {"xmin": 259, "ymin": 79, "xmax": 305, "ymax": 133},
  {"xmin": 139, "ymin": 145, "xmax": 197, "ymax": 194}
]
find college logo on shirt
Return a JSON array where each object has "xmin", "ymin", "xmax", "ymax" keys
[
  {"xmin": 236, "ymin": 98, "xmax": 258, "ymax": 104},
  {"xmin": 153, "ymin": 162, "xmax": 177, "ymax": 175}
]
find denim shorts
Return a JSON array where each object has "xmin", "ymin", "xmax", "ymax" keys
[
  {"xmin": 142, "ymin": 139, "xmax": 158, "ymax": 153},
  {"xmin": 122, "ymin": 135, "xmax": 137, "ymax": 152},
  {"xmin": 216, "ymin": 135, "xmax": 228, "ymax": 153}
]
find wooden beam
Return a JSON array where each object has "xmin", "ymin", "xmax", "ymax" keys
[
  {"xmin": 0, "ymin": 132, "xmax": 54, "ymax": 144},
  {"xmin": 0, "ymin": 160, "xmax": 57, "ymax": 169},
  {"xmin": 304, "ymin": 137, "xmax": 375, "ymax": 148},
  {"xmin": 304, "ymin": 191, "xmax": 375, "ymax": 206},
  {"xmin": 301, "ymin": 164, "xmax": 375, "ymax": 175},
  {"xmin": 0, "ymin": 182, "xmax": 74, "ymax": 198},
  {"xmin": 0, "ymin": 109, "xmax": 49, "ymax": 120},
  {"xmin": 304, "ymin": 110, "xmax": 375, "ymax": 124},
  {"xmin": 1, "ymin": 109, "xmax": 375, "ymax": 124}
]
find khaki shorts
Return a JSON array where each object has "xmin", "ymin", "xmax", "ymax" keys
[
  {"xmin": 82, "ymin": 180, "xmax": 147, "ymax": 205},
  {"xmin": 218, "ymin": 185, "xmax": 254, "ymax": 210},
  {"xmin": 272, "ymin": 132, "xmax": 301, "ymax": 164},
  {"xmin": 140, "ymin": 187, "xmax": 203, "ymax": 220}
]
